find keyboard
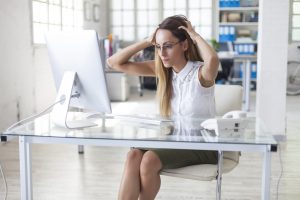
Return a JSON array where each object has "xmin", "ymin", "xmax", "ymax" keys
[{"xmin": 114, "ymin": 114, "xmax": 173, "ymax": 125}]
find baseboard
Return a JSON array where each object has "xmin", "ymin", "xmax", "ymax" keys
[{"xmin": 273, "ymin": 134, "xmax": 287, "ymax": 142}]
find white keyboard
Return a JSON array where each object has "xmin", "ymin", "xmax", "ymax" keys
[{"xmin": 114, "ymin": 114, "xmax": 173, "ymax": 125}]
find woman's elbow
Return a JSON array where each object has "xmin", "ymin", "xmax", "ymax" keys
[
  {"xmin": 106, "ymin": 57, "xmax": 117, "ymax": 70},
  {"xmin": 106, "ymin": 57, "xmax": 112, "ymax": 67},
  {"xmin": 211, "ymin": 55, "xmax": 219, "ymax": 67},
  {"xmin": 205, "ymin": 55, "xmax": 219, "ymax": 70}
]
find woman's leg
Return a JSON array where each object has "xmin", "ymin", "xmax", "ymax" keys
[
  {"xmin": 118, "ymin": 149, "xmax": 144, "ymax": 200},
  {"xmin": 139, "ymin": 151, "xmax": 163, "ymax": 200}
]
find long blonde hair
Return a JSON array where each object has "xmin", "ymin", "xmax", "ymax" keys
[{"xmin": 153, "ymin": 15, "xmax": 203, "ymax": 117}]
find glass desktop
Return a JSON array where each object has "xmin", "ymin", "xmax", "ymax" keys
[{"xmin": 2, "ymin": 112, "xmax": 277, "ymax": 147}]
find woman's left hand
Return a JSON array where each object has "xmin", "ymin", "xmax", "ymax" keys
[{"xmin": 178, "ymin": 20, "xmax": 199, "ymax": 43}]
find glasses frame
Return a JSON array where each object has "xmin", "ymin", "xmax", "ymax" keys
[{"xmin": 154, "ymin": 41, "xmax": 182, "ymax": 52}]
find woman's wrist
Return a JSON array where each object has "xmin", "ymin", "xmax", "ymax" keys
[{"xmin": 189, "ymin": 32, "xmax": 201, "ymax": 42}]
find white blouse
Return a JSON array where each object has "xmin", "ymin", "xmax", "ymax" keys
[{"xmin": 171, "ymin": 61, "xmax": 216, "ymax": 118}]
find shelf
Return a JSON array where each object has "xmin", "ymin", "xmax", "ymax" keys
[
  {"xmin": 234, "ymin": 41, "xmax": 257, "ymax": 44},
  {"xmin": 230, "ymin": 78, "xmax": 257, "ymax": 82},
  {"xmin": 234, "ymin": 55, "xmax": 257, "ymax": 60},
  {"xmin": 219, "ymin": 7, "xmax": 259, "ymax": 11},
  {"xmin": 217, "ymin": 0, "xmax": 259, "ymax": 56},
  {"xmin": 219, "ymin": 22, "xmax": 258, "ymax": 26}
]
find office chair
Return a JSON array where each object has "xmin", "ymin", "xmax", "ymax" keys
[
  {"xmin": 216, "ymin": 59, "xmax": 234, "ymax": 84},
  {"xmin": 216, "ymin": 42, "xmax": 235, "ymax": 84},
  {"xmin": 160, "ymin": 84, "xmax": 243, "ymax": 200}
]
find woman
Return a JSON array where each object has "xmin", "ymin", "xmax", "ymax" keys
[{"xmin": 107, "ymin": 15, "xmax": 219, "ymax": 200}]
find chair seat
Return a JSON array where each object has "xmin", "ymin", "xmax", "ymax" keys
[{"xmin": 160, "ymin": 151, "xmax": 239, "ymax": 181}]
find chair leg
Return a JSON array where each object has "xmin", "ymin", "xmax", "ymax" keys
[
  {"xmin": 216, "ymin": 150, "xmax": 224, "ymax": 200},
  {"xmin": 78, "ymin": 145, "xmax": 84, "ymax": 154},
  {"xmin": 139, "ymin": 76, "xmax": 144, "ymax": 97}
]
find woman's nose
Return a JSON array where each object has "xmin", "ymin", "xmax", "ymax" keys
[{"xmin": 160, "ymin": 48, "xmax": 167, "ymax": 56}]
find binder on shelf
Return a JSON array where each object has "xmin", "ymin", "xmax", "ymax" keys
[
  {"xmin": 229, "ymin": 26, "xmax": 236, "ymax": 41},
  {"xmin": 219, "ymin": 26, "xmax": 236, "ymax": 42},
  {"xmin": 251, "ymin": 62, "xmax": 257, "ymax": 79},
  {"xmin": 239, "ymin": 63, "xmax": 243, "ymax": 78},
  {"xmin": 234, "ymin": 43, "xmax": 255, "ymax": 55},
  {"xmin": 238, "ymin": 62, "xmax": 257, "ymax": 79},
  {"xmin": 219, "ymin": 0, "xmax": 240, "ymax": 7}
]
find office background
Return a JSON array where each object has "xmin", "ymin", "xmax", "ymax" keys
[
  {"xmin": 0, "ymin": 0, "xmax": 296, "ymax": 132},
  {"xmin": 0, "ymin": 0, "xmax": 299, "ymax": 199}
]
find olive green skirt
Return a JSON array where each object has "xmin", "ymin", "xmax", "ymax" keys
[{"xmin": 142, "ymin": 149, "xmax": 218, "ymax": 170}]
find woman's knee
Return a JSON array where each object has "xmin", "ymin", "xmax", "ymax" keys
[
  {"xmin": 126, "ymin": 148, "xmax": 144, "ymax": 164},
  {"xmin": 140, "ymin": 151, "xmax": 162, "ymax": 176}
]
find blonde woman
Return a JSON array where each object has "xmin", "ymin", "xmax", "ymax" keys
[{"xmin": 107, "ymin": 15, "xmax": 219, "ymax": 200}]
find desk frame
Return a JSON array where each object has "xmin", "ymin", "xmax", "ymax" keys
[{"xmin": 18, "ymin": 135, "xmax": 275, "ymax": 200}]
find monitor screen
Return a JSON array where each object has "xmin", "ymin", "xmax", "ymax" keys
[
  {"xmin": 218, "ymin": 42, "xmax": 229, "ymax": 52},
  {"xmin": 45, "ymin": 30, "xmax": 111, "ymax": 128}
]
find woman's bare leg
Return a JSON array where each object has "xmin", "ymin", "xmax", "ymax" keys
[
  {"xmin": 118, "ymin": 149, "xmax": 144, "ymax": 200},
  {"xmin": 139, "ymin": 151, "xmax": 162, "ymax": 200}
]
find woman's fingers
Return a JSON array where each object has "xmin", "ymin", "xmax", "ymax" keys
[
  {"xmin": 179, "ymin": 20, "xmax": 193, "ymax": 32},
  {"xmin": 182, "ymin": 19, "xmax": 193, "ymax": 30},
  {"xmin": 178, "ymin": 26, "xmax": 187, "ymax": 31},
  {"xmin": 147, "ymin": 28, "xmax": 158, "ymax": 44},
  {"xmin": 178, "ymin": 23, "xmax": 198, "ymax": 44}
]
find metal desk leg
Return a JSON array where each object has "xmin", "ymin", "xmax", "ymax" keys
[
  {"xmin": 216, "ymin": 150, "xmax": 223, "ymax": 200},
  {"xmin": 262, "ymin": 148, "xmax": 271, "ymax": 200},
  {"xmin": 19, "ymin": 136, "xmax": 32, "ymax": 200}
]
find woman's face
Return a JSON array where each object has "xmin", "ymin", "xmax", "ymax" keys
[{"xmin": 155, "ymin": 29, "xmax": 187, "ymax": 68}]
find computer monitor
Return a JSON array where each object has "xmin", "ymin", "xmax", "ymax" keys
[
  {"xmin": 218, "ymin": 41, "xmax": 234, "ymax": 52},
  {"xmin": 217, "ymin": 41, "xmax": 235, "ymax": 60},
  {"xmin": 45, "ymin": 30, "xmax": 111, "ymax": 129}
]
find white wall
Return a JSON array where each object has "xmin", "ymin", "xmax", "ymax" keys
[
  {"xmin": 256, "ymin": 0, "xmax": 289, "ymax": 135},
  {"xmin": 0, "ymin": 0, "xmax": 34, "ymax": 131},
  {"xmin": 0, "ymin": 0, "xmax": 108, "ymax": 131}
]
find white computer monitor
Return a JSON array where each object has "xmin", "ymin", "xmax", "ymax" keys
[{"xmin": 45, "ymin": 30, "xmax": 111, "ymax": 129}]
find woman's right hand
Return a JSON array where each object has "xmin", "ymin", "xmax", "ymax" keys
[{"xmin": 146, "ymin": 31, "xmax": 156, "ymax": 45}]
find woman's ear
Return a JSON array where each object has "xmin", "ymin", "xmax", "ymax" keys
[{"xmin": 182, "ymin": 39, "xmax": 189, "ymax": 51}]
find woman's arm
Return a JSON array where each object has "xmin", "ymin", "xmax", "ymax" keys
[
  {"xmin": 179, "ymin": 21, "xmax": 219, "ymax": 87},
  {"xmin": 106, "ymin": 39, "xmax": 156, "ymax": 77}
]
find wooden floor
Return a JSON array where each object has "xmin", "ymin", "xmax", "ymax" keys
[{"xmin": 0, "ymin": 91, "xmax": 300, "ymax": 200}]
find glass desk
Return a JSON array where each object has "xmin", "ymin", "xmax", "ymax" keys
[{"xmin": 1, "ymin": 113, "xmax": 277, "ymax": 200}]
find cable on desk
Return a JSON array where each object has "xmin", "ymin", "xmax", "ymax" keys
[
  {"xmin": 0, "ymin": 161, "xmax": 7, "ymax": 200},
  {"xmin": 5, "ymin": 94, "xmax": 79, "ymax": 132},
  {"xmin": 5, "ymin": 99, "xmax": 64, "ymax": 132}
]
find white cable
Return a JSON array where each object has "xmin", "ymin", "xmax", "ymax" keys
[
  {"xmin": 276, "ymin": 143, "xmax": 283, "ymax": 200},
  {"xmin": 5, "ymin": 97, "xmax": 70, "ymax": 132},
  {"xmin": 0, "ymin": 162, "xmax": 7, "ymax": 200}
]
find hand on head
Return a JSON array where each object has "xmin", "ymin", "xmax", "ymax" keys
[
  {"xmin": 146, "ymin": 31, "xmax": 156, "ymax": 45},
  {"xmin": 178, "ymin": 20, "xmax": 198, "ymax": 44}
]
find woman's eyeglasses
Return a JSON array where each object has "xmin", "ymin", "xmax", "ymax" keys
[{"xmin": 154, "ymin": 41, "xmax": 181, "ymax": 52}]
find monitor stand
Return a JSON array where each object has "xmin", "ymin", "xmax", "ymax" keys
[{"xmin": 51, "ymin": 71, "xmax": 97, "ymax": 129}]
